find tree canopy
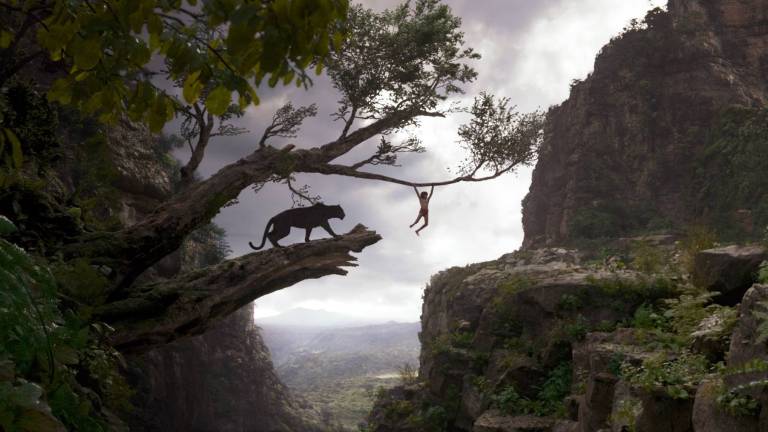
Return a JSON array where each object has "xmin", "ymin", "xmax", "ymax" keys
[{"xmin": 0, "ymin": 0, "xmax": 348, "ymax": 130}]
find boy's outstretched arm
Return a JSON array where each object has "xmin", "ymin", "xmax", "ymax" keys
[
  {"xmin": 428, "ymin": 186, "xmax": 435, "ymax": 200},
  {"xmin": 413, "ymin": 186, "xmax": 420, "ymax": 197}
]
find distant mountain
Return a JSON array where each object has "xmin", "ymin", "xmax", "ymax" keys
[
  {"xmin": 260, "ymin": 320, "xmax": 420, "ymax": 366},
  {"xmin": 255, "ymin": 307, "xmax": 383, "ymax": 328}
]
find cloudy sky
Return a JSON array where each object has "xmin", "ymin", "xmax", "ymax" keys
[{"xmin": 174, "ymin": 0, "xmax": 665, "ymax": 323}]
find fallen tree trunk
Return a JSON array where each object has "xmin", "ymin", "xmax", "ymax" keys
[{"xmin": 95, "ymin": 224, "xmax": 381, "ymax": 354}]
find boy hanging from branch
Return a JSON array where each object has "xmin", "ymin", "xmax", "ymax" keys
[{"xmin": 410, "ymin": 186, "xmax": 434, "ymax": 236}]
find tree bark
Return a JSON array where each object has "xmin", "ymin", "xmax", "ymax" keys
[
  {"xmin": 95, "ymin": 224, "xmax": 381, "ymax": 353},
  {"xmin": 179, "ymin": 112, "xmax": 215, "ymax": 183}
]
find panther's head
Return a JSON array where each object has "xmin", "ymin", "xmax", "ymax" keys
[{"xmin": 329, "ymin": 204, "xmax": 345, "ymax": 220}]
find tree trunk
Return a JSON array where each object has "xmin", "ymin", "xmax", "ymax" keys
[
  {"xmin": 179, "ymin": 114, "xmax": 214, "ymax": 184},
  {"xmin": 95, "ymin": 224, "xmax": 381, "ymax": 353}
]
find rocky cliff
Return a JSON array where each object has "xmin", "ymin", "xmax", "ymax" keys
[
  {"xmin": 367, "ymin": 242, "xmax": 768, "ymax": 431},
  {"xmin": 365, "ymin": 0, "xmax": 768, "ymax": 430},
  {"xmin": 522, "ymin": 0, "xmax": 768, "ymax": 248}
]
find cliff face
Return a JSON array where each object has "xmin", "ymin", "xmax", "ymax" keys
[
  {"xmin": 128, "ymin": 304, "xmax": 323, "ymax": 432},
  {"xmin": 522, "ymin": 0, "xmax": 768, "ymax": 248}
]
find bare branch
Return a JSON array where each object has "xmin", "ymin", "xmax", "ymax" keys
[
  {"xmin": 286, "ymin": 176, "xmax": 321, "ymax": 206},
  {"xmin": 349, "ymin": 136, "xmax": 425, "ymax": 169},
  {"xmin": 339, "ymin": 105, "xmax": 357, "ymax": 139},
  {"xmin": 259, "ymin": 102, "xmax": 318, "ymax": 147}
]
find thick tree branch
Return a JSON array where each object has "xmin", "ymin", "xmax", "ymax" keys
[
  {"xmin": 95, "ymin": 224, "xmax": 381, "ymax": 353},
  {"xmin": 317, "ymin": 109, "xmax": 444, "ymax": 161}
]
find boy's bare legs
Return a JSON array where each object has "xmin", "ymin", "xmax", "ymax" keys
[
  {"xmin": 410, "ymin": 213, "xmax": 423, "ymax": 228},
  {"xmin": 415, "ymin": 214, "xmax": 429, "ymax": 236}
]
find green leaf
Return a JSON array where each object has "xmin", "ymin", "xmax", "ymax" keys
[
  {"xmin": 10, "ymin": 382, "xmax": 43, "ymax": 409},
  {"xmin": 182, "ymin": 71, "xmax": 203, "ymax": 104},
  {"xmin": 332, "ymin": 31, "xmax": 344, "ymax": 51},
  {"xmin": 0, "ymin": 31, "xmax": 12, "ymax": 49},
  {"xmin": 4, "ymin": 129, "xmax": 22, "ymax": 168},
  {"xmin": 0, "ymin": 215, "xmax": 17, "ymax": 236},
  {"xmin": 205, "ymin": 86, "xmax": 231, "ymax": 116},
  {"xmin": 15, "ymin": 408, "xmax": 65, "ymax": 432},
  {"xmin": 48, "ymin": 79, "xmax": 73, "ymax": 105},
  {"xmin": 71, "ymin": 38, "xmax": 102, "ymax": 70}
]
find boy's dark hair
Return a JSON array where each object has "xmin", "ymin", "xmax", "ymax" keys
[{"xmin": 420, "ymin": 191, "xmax": 428, "ymax": 197}]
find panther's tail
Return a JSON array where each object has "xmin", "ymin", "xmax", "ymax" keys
[{"xmin": 249, "ymin": 218, "xmax": 274, "ymax": 250}]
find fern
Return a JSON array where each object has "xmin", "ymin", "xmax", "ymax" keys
[
  {"xmin": 754, "ymin": 300, "xmax": 768, "ymax": 344},
  {"xmin": 757, "ymin": 261, "xmax": 768, "ymax": 284}
]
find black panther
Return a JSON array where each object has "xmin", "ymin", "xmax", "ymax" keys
[{"xmin": 249, "ymin": 203, "xmax": 346, "ymax": 250}]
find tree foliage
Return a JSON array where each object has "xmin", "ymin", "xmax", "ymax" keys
[
  {"xmin": 0, "ymin": 216, "xmax": 131, "ymax": 431},
  {"xmin": 0, "ymin": 0, "xmax": 349, "ymax": 131},
  {"xmin": 326, "ymin": 0, "xmax": 479, "ymax": 137}
]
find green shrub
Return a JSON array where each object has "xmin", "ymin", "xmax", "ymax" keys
[
  {"xmin": 632, "ymin": 303, "xmax": 668, "ymax": 331},
  {"xmin": 621, "ymin": 352, "xmax": 710, "ymax": 399},
  {"xmin": 678, "ymin": 225, "xmax": 717, "ymax": 274},
  {"xmin": 716, "ymin": 390, "xmax": 760, "ymax": 417},
  {"xmin": 491, "ymin": 362, "xmax": 572, "ymax": 417},
  {"xmin": 397, "ymin": 363, "xmax": 419, "ymax": 386},
  {"xmin": 0, "ymin": 221, "xmax": 130, "ymax": 430},
  {"xmin": 631, "ymin": 241, "xmax": 666, "ymax": 274},
  {"xmin": 696, "ymin": 108, "xmax": 768, "ymax": 240},
  {"xmin": 665, "ymin": 292, "xmax": 736, "ymax": 343},
  {"xmin": 569, "ymin": 206, "xmax": 623, "ymax": 239},
  {"xmin": 757, "ymin": 261, "xmax": 768, "ymax": 284}
]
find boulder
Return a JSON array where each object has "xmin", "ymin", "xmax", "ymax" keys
[
  {"xmin": 473, "ymin": 410, "xmax": 555, "ymax": 432},
  {"xmin": 607, "ymin": 381, "xmax": 695, "ymax": 432},
  {"xmin": 634, "ymin": 388, "xmax": 694, "ymax": 432},
  {"xmin": 552, "ymin": 420, "xmax": 579, "ymax": 432},
  {"xmin": 692, "ymin": 246, "xmax": 768, "ymax": 305},
  {"xmin": 462, "ymin": 375, "xmax": 489, "ymax": 423},
  {"xmin": 572, "ymin": 329, "xmax": 651, "ymax": 389},
  {"xmin": 724, "ymin": 284, "xmax": 768, "ymax": 412},
  {"xmin": 609, "ymin": 381, "xmax": 641, "ymax": 432},
  {"xmin": 578, "ymin": 373, "xmax": 618, "ymax": 432},
  {"xmin": 727, "ymin": 284, "xmax": 768, "ymax": 366},
  {"xmin": 691, "ymin": 379, "xmax": 759, "ymax": 432},
  {"xmin": 485, "ymin": 351, "xmax": 547, "ymax": 399},
  {"xmin": 690, "ymin": 310, "xmax": 736, "ymax": 363}
]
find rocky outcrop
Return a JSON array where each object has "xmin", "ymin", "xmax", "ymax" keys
[
  {"xmin": 692, "ymin": 245, "xmax": 768, "ymax": 305},
  {"xmin": 473, "ymin": 411, "xmax": 554, "ymax": 432},
  {"xmin": 367, "ymin": 248, "xmax": 679, "ymax": 431},
  {"xmin": 366, "ymin": 239, "xmax": 768, "ymax": 431},
  {"xmin": 691, "ymin": 379, "xmax": 760, "ymax": 432},
  {"xmin": 522, "ymin": 0, "xmax": 768, "ymax": 248}
]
